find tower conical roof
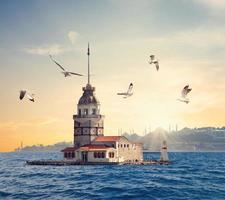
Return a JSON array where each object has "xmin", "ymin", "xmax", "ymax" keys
[{"xmin": 78, "ymin": 84, "xmax": 99, "ymax": 105}]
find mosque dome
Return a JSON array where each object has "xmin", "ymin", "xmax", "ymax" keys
[{"xmin": 78, "ymin": 84, "xmax": 99, "ymax": 105}]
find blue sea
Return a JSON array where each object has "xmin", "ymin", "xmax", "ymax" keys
[{"xmin": 0, "ymin": 152, "xmax": 225, "ymax": 200}]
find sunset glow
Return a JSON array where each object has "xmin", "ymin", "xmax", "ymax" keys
[{"xmin": 1, "ymin": 0, "xmax": 225, "ymax": 151}]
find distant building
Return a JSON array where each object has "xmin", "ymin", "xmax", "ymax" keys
[{"xmin": 62, "ymin": 45, "xmax": 143, "ymax": 163}]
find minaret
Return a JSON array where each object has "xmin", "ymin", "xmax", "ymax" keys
[{"xmin": 73, "ymin": 44, "xmax": 105, "ymax": 148}]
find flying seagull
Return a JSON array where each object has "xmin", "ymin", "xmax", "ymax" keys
[
  {"xmin": 49, "ymin": 55, "xmax": 83, "ymax": 77},
  {"xmin": 117, "ymin": 83, "xmax": 133, "ymax": 98},
  {"xmin": 19, "ymin": 90, "xmax": 35, "ymax": 102},
  {"xmin": 177, "ymin": 85, "xmax": 192, "ymax": 104},
  {"xmin": 149, "ymin": 55, "xmax": 159, "ymax": 71}
]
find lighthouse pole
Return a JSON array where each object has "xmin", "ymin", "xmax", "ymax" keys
[{"xmin": 87, "ymin": 43, "xmax": 90, "ymax": 85}]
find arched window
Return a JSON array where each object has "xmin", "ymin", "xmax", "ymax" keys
[
  {"xmin": 101, "ymin": 152, "xmax": 105, "ymax": 158},
  {"xmin": 98, "ymin": 152, "xmax": 101, "ymax": 158},
  {"xmin": 109, "ymin": 152, "xmax": 114, "ymax": 158},
  {"xmin": 92, "ymin": 109, "xmax": 96, "ymax": 115},
  {"xmin": 84, "ymin": 109, "xmax": 88, "ymax": 115},
  {"xmin": 94, "ymin": 152, "xmax": 97, "ymax": 158}
]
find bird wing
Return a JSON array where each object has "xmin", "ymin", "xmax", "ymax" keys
[
  {"xmin": 27, "ymin": 93, "xmax": 34, "ymax": 101},
  {"xmin": 127, "ymin": 83, "xmax": 133, "ymax": 94},
  {"xmin": 177, "ymin": 98, "xmax": 189, "ymax": 103},
  {"xmin": 49, "ymin": 55, "xmax": 66, "ymax": 71},
  {"xmin": 182, "ymin": 85, "xmax": 191, "ymax": 98},
  {"xmin": 19, "ymin": 90, "xmax": 26, "ymax": 100},
  {"xmin": 154, "ymin": 61, "xmax": 159, "ymax": 71},
  {"xmin": 117, "ymin": 93, "xmax": 127, "ymax": 96},
  {"xmin": 181, "ymin": 85, "xmax": 189, "ymax": 98},
  {"xmin": 186, "ymin": 88, "xmax": 192, "ymax": 94},
  {"xmin": 183, "ymin": 85, "xmax": 189, "ymax": 90},
  {"xmin": 68, "ymin": 72, "xmax": 83, "ymax": 76}
]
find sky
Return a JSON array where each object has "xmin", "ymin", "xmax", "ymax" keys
[{"xmin": 1, "ymin": 0, "xmax": 225, "ymax": 152}]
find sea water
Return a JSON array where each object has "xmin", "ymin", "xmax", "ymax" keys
[{"xmin": 0, "ymin": 152, "xmax": 225, "ymax": 200}]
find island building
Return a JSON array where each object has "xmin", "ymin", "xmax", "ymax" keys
[{"xmin": 62, "ymin": 44, "xmax": 143, "ymax": 163}]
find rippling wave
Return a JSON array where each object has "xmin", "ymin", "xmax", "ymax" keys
[{"xmin": 0, "ymin": 152, "xmax": 225, "ymax": 199}]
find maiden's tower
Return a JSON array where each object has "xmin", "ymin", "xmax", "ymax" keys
[{"xmin": 62, "ymin": 45, "xmax": 143, "ymax": 163}]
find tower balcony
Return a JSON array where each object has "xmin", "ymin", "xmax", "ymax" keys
[{"xmin": 73, "ymin": 114, "xmax": 105, "ymax": 119}]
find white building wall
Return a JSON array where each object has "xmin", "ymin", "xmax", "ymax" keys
[
  {"xmin": 92, "ymin": 137, "xmax": 143, "ymax": 162},
  {"xmin": 117, "ymin": 139, "xmax": 143, "ymax": 162}
]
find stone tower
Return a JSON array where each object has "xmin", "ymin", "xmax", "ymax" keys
[{"xmin": 73, "ymin": 44, "xmax": 104, "ymax": 148}]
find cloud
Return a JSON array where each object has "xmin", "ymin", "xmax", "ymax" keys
[
  {"xmin": 24, "ymin": 31, "xmax": 79, "ymax": 55},
  {"xmin": 194, "ymin": 0, "xmax": 225, "ymax": 8},
  {"xmin": 193, "ymin": 0, "xmax": 225, "ymax": 15},
  {"xmin": 67, "ymin": 31, "xmax": 79, "ymax": 44},
  {"xmin": 24, "ymin": 44, "xmax": 69, "ymax": 55}
]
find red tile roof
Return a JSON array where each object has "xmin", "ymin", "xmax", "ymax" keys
[
  {"xmin": 61, "ymin": 144, "xmax": 112, "ymax": 152},
  {"xmin": 61, "ymin": 147, "xmax": 77, "ymax": 152},
  {"xmin": 79, "ymin": 144, "xmax": 112, "ymax": 151},
  {"xmin": 94, "ymin": 136, "xmax": 123, "ymax": 142}
]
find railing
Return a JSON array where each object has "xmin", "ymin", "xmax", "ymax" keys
[{"xmin": 73, "ymin": 114, "xmax": 105, "ymax": 119}]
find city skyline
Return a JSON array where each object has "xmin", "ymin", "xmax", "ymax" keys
[{"xmin": 1, "ymin": 0, "xmax": 225, "ymax": 151}]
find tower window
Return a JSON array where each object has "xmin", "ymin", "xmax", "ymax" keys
[
  {"xmin": 92, "ymin": 109, "xmax": 96, "ymax": 115},
  {"xmin": 84, "ymin": 109, "xmax": 88, "ymax": 115},
  {"xmin": 78, "ymin": 109, "xmax": 81, "ymax": 116}
]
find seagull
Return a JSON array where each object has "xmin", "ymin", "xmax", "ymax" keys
[
  {"xmin": 19, "ymin": 90, "xmax": 35, "ymax": 102},
  {"xmin": 117, "ymin": 83, "xmax": 133, "ymax": 98},
  {"xmin": 177, "ymin": 85, "xmax": 192, "ymax": 104},
  {"xmin": 149, "ymin": 55, "xmax": 159, "ymax": 71},
  {"xmin": 49, "ymin": 55, "xmax": 83, "ymax": 77}
]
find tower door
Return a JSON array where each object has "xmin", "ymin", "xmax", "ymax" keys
[{"xmin": 82, "ymin": 152, "xmax": 88, "ymax": 162}]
